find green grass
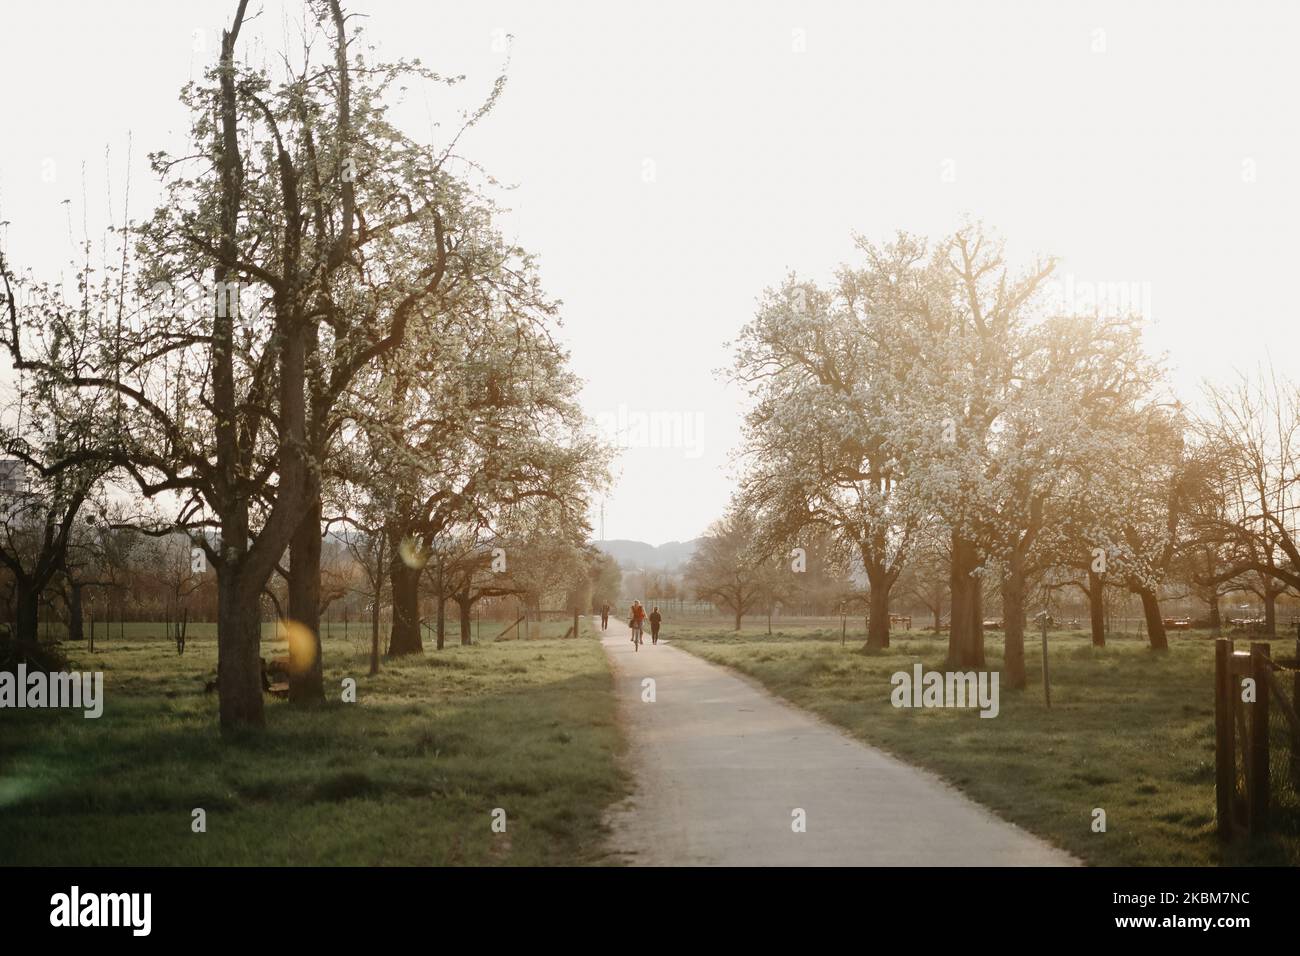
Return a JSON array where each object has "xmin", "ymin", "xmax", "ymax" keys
[
  {"xmin": 667, "ymin": 620, "xmax": 1300, "ymax": 866},
  {"xmin": 0, "ymin": 625, "xmax": 626, "ymax": 865}
]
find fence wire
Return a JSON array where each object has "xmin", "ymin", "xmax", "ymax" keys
[{"xmin": 1268, "ymin": 661, "xmax": 1300, "ymax": 834}]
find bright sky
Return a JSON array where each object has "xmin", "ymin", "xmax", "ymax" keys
[{"xmin": 2, "ymin": 1, "xmax": 1298, "ymax": 544}]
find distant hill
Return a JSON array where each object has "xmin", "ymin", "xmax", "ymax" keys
[{"xmin": 593, "ymin": 538, "xmax": 699, "ymax": 571}]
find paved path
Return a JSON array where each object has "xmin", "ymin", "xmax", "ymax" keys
[{"xmin": 599, "ymin": 618, "xmax": 1076, "ymax": 866}]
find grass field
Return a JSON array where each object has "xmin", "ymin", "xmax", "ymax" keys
[
  {"xmin": 666, "ymin": 619, "xmax": 1300, "ymax": 866},
  {"xmin": 0, "ymin": 620, "xmax": 627, "ymax": 865}
]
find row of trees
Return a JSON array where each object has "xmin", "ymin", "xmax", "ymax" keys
[
  {"xmin": 697, "ymin": 224, "xmax": 1298, "ymax": 689},
  {"xmin": 0, "ymin": 0, "xmax": 604, "ymax": 730},
  {"xmin": 0, "ymin": 519, "xmax": 616, "ymax": 651},
  {"xmin": 684, "ymin": 518, "xmax": 849, "ymax": 629}
]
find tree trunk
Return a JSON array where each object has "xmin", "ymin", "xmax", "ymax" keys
[
  {"xmin": 436, "ymin": 590, "xmax": 446, "ymax": 651},
  {"xmin": 1208, "ymin": 595, "xmax": 1222, "ymax": 636},
  {"xmin": 1138, "ymin": 586, "xmax": 1168, "ymax": 651},
  {"xmin": 389, "ymin": 555, "xmax": 423, "ymax": 655},
  {"xmin": 368, "ymin": 544, "xmax": 381, "ymax": 676},
  {"xmin": 369, "ymin": 532, "xmax": 385, "ymax": 668},
  {"xmin": 1002, "ymin": 554, "xmax": 1027, "ymax": 690},
  {"xmin": 1087, "ymin": 569, "xmax": 1106, "ymax": 647},
  {"xmin": 459, "ymin": 594, "xmax": 473, "ymax": 646},
  {"xmin": 68, "ymin": 582, "xmax": 84, "ymax": 644},
  {"xmin": 733, "ymin": 607, "xmax": 742, "ymax": 632},
  {"xmin": 369, "ymin": 580, "xmax": 381, "ymax": 670},
  {"xmin": 211, "ymin": 4, "xmax": 264, "ymax": 734},
  {"xmin": 1264, "ymin": 590, "xmax": 1278, "ymax": 636},
  {"xmin": 368, "ymin": 611, "xmax": 380, "ymax": 676},
  {"xmin": 865, "ymin": 579, "xmax": 891, "ymax": 650},
  {"xmin": 288, "ymin": 495, "xmax": 325, "ymax": 704},
  {"xmin": 216, "ymin": 566, "xmax": 265, "ymax": 729},
  {"xmin": 947, "ymin": 533, "xmax": 986, "ymax": 667},
  {"xmin": 14, "ymin": 581, "xmax": 39, "ymax": 650}
]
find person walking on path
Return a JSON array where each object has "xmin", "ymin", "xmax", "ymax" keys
[
  {"xmin": 601, "ymin": 602, "xmax": 610, "ymax": 631},
  {"xmin": 630, "ymin": 601, "xmax": 646, "ymax": 650},
  {"xmin": 649, "ymin": 606, "xmax": 662, "ymax": 645}
]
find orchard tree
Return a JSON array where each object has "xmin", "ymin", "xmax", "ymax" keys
[
  {"xmin": 886, "ymin": 224, "xmax": 1055, "ymax": 668},
  {"xmin": 1, "ymin": 0, "xmax": 511, "ymax": 727},
  {"xmin": 685, "ymin": 510, "xmax": 770, "ymax": 631},
  {"xmin": 973, "ymin": 313, "xmax": 1162, "ymax": 687},
  {"xmin": 359, "ymin": 290, "xmax": 604, "ymax": 655},
  {"xmin": 0, "ymin": 292, "xmax": 108, "ymax": 660},
  {"xmin": 733, "ymin": 241, "xmax": 927, "ymax": 649},
  {"xmin": 1192, "ymin": 371, "xmax": 1300, "ymax": 631},
  {"xmin": 1087, "ymin": 405, "xmax": 1190, "ymax": 651}
]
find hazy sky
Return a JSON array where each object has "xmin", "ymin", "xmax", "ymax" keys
[{"xmin": 2, "ymin": 0, "xmax": 1298, "ymax": 544}]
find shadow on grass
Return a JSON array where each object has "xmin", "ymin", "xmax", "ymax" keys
[{"xmin": 0, "ymin": 638, "xmax": 627, "ymax": 866}]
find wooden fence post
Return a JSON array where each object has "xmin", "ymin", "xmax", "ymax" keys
[
  {"xmin": 1215, "ymin": 638, "xmax": 1233, "ymax": 839},
  {"xmin": 1040, "ymin": 613, "xmax": 1052, "ymax": 709},
  {"xmin": 1249, "ymin": 641, "xmax": 1271, "ymax": 833},
  {"xmin": 573, "ymin": 608, "xmax": 579, "ymax": 639}
]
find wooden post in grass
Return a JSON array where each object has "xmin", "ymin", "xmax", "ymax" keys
[
  {"xmin": 89, "ymin": 614, "xmax": 95, "ymax": 654},
  {"xmin": 1249, "ymin": 642, "xmax": 1271, "ymax": 833},
  {"xmin": 1037, "ymin": 611, "xmax": 1052, "ymax": 708},
  {"xmin": 1215, "ymin": 638, "xmax": 1234, "ymax": 838},
  {"xmin": 573, "ymin": 608, "xmax": 579, "ymax": 640}
]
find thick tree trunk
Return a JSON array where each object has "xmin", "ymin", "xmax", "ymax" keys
[
  {"xmin": 14, "ymin": 582, "xmax": 39, "ymax": 650},
  {"xmin": 211, "ymin": 3, "xmax": 264, "ymax": 735},
  {"xmin": 1002, "ymin": 554, "xmax": 1027, "ymax": 690},
  {"xmin": 1087, "ymin": 569, "xmax": 1106, "ymax": 647},
  {"xmin": 865, "ymin": 579, "xmax": 891, "ymax": 650},
  {"xmin": 288, "ymin": 495, "xmax": 325, "ymax": 704},
  {"xmin": 1264, "ymin": 590, "xmax": 1278, "ymax": 636},
  {"xmin": 1208, "ymin": 595, "xmax": 1222, "ymax": 636},
  {"xmin": 389, "ymin": 556, "xmax": 423, "ymax": 655},
  {"xmin": 68, "ymin": 582, "xmax": 84, "ymax": 644},
  {"xmin": 947, "ymin": 533, "xmax": 986, "ymax": 667},
  {"xmin": 1138, "ymin": 586, "xmax": 1168, "ymax": 651},
  {"xmin": 733, "ymin": 607, "xmax": 742, "ymax": 632},
  {"xmin": 216, "ymin": 567, "xmax": 264, "ymax": 729}
]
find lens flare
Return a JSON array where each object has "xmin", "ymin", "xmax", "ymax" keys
[
  {"xmin": 278, "ymin": 619, "xmax": 318, "ymax": 675},
  {"xmin": 398, "ymin": 535, "xmax": 430, "ymax": 570}
]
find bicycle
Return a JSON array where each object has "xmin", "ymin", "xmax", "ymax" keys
[{"xmin": 630, "ymin": 620, "xmax": 643, "ymax": 651}]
